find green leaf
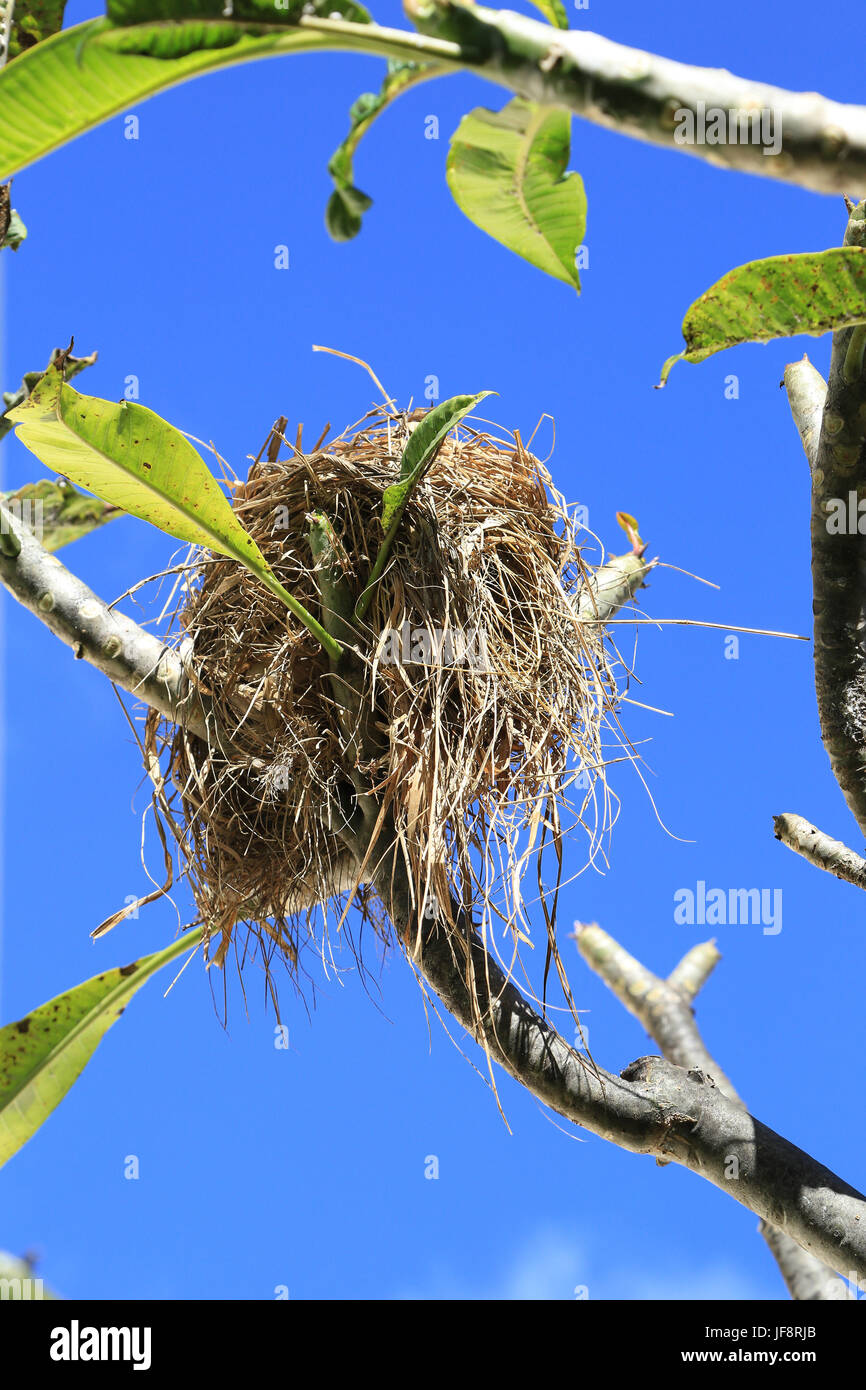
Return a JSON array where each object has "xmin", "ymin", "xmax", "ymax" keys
[
  {"xmin": 525, "ymin": 0, "xmax": 569, "ymax": 30},
  {"xmin": 2, "ymin": 479, "xmax": 120, "ymax": 551},
  {"xmin": 659, "ymin": 247, "xmax": 866, "ymax": 386},
  {"xmin": 355, "ymin": 392, "xmax": 490, "ymax": 620},
  {"xmin": 106, "ymin": 0, "xmax": 370, "ymax": 25},
  {"xmin": 0, "ymin": 928, "xmax": 201, "ymax": 1167},
  {"xmin": 7, "ymin": 363, "xmax": 342, "ymax": 658},
  {"xmin": 0, "ymin": 20, "xmax": 334, "ymax": 179},
  {"xmin": 385, "ymin": 390, "xmax": 491, "ymax": 526},
  {"xmin": 308, "ymin": 510, "xmax": 357, "ymax": 648},
  {"xmin": 1, "ymin": 345, "xmax": 97, "ymax": 443},
  {"xmin": 447, "ymin": 98, "xmax": 586, "ymax": 290},
  {"xmin": 326, "ymin": 60, "xmax": 442, "ymax": 242}
]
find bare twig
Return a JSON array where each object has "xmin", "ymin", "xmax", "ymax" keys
[
  {"xmin": 774, "ymin": 812, "xmax": 866, "ymax": 890},
  {"xmin": 574, "ymin": 922, "xmax": 854, "ymax": 1300}
]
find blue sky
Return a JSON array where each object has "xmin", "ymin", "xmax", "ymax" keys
[{"xmin": 1, "ymin": 0, "xmax": 864, "ymax": 1300}]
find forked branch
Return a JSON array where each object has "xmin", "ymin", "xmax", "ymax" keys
[{"xmin": 575, "ymin": 922, "xmax": 853, "ymax": 1300}]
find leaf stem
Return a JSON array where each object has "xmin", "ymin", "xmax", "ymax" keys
[{"xmin": 264, "ymin": 573, "xmax": 343, "ymax": 662}]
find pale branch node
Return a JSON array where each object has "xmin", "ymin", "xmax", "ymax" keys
[
  {"xmin": 574, "ymin": 921, "xmax": 854, "ymax": 1300},
  {"xmin": 328, "ymin": 1, "xmax": 866, "ymax": 196},
  {"xmin": 666, "ymin": 939, "xmax": 720, "ymax": 1004},
  {"xmin": 576, "ymin": 551, "xmax": 653, "ymax": 623},
  {"xmin": 774, "ymin": 812, "xmax": 866, "ymax": 890},
  {"xmin": 785, "ymin": 199, "xmax": 866, "ymax": 835},
  {"xmin": 575, "ymin": 921, "xmax": 736, "ymax": 1093},
  {"xmin": 783, "ymin": 356, "xmax": 827, "ymax": 470},
  {"xmin": 3, "ymin": 492, "xmax": 866, "ymax": 1286}
]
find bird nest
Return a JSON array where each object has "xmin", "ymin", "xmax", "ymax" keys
[{"xmin": 143, "ymin": 405, "xmax": 630, "ymax": 1017}]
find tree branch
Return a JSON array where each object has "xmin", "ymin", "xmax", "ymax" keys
[
  {"xmin": 785, "ymin": 200, "xmax": 866, "ymax": 834},
  {"xmin": 342, "ymin": 807, "xmax": 866, "ymax": 1285},
  {"xmin": 391, "ymin": 2, "xmax": 866, "ymax": 196},
  {"xmin": 575, "ymin": 922, "xmax": 854, "ymax": 1300},
  {"xmin": 774, "ymin": 811, "xmax": 866, "ymax": 890},
  {"xmin": 0, "ymin": 498, "xmax": 208, "ymax": 738},
  {"xmin": 758, "ymin": 1220, "xmax": 854, "ymax": 1301}
]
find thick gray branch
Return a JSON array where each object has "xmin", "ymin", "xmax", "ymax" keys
[
  {"xmin": 785, "ymin": 201, "xmax": 866, "ymax": 834},
  {"xmin": 0, "ymin": 498, "xmax": 208, "ymax": 738},
  {"xmin": 774, "ymin": 811, "xmax": 866, "ymax": 890},
  {"xmin": 394, "ymin": 2, "xmax": 866, "ymax": 196},
  {"xmin": 575, "ymin": 922, "xmax": 854, "ymax": 1300}
]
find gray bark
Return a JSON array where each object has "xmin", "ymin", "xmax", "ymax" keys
[
  {"xmin": 785, "ymin": 200, "xmax": 866, "ymax": 834},
  {"xmin": 576, "ymin": 924, "xmax": 854, "ymax": 1300},
  {"xmin": 389, "ymin": 2, "xmax": 866, "ymax": 195},
  {"xmin": 774, "ymin": 812, "xmax": 866, "ymax": 890}
]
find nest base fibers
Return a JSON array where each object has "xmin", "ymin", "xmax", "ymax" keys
[{"xmin": 145, "ymin": 403, "xmax": 625, "ymax": 1020}]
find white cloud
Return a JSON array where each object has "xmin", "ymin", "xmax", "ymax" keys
[{"xmin": 394, "ymin": 1226, "xmax": 781, "ymax": 1301}]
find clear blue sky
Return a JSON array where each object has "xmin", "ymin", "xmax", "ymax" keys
[{"xmin": 1, "ymin": 0, "xmax": 863, "ymax": 1300}]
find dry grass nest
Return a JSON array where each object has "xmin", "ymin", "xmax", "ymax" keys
[{"xmin": 144, "ymin": 404, "xmax": 633, "ymax": 1020}]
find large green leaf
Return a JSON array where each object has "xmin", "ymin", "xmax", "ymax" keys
[
  {"xmin": 1, "ymin": 345, "xmax": 97, "ymax": 442},
  {"xmin": 0, "ymin": 928, "xmax": 200, "ymax": 1167},
  {"xmin": 1, "ymin": 479, "xmax": 120, "ymax": 551},
  {"xmin": 7, "ymin": 363, "xmax": 341, "ymax": 657},
  {"xmin": 659, "ymin": 247, "xmax": 866, "ymax": 385},
  {"xmin": 326, "ymin": 60, "xmax": 442, "ymax": 241},
  {"xmin": 355, "ymin": 392, "xmax": 490, "ymax": 620},
  {"xmin": 0, "ymin": 19, "xmax": 335, "ymax": 179},
  {"xmin": 447, "ymin": 98, "xmax": 586, "ymax": 290}
]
